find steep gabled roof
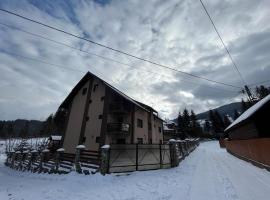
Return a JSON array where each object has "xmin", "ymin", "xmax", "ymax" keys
[
  {"xmin": 225, "ymin": 94, "xmax": 270, "ymax": 132},
  {"xmin": 59, "ymin": 71, "xmax": 149, "ymax": 112}
]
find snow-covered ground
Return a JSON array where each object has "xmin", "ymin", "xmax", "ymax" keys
[{"xmin": 0, "ymin": 141, "xmax": 270, "ymax": 200}]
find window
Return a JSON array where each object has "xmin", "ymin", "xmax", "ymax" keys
[
  {"xmin": 159, "ymin": 140, "xmax": 162, "ymax": 144},
  {"xmin": 100, "ymin": 96, "xmax": 105, "ymax": 101},
  {"xmin": 93, "ymin": 84, "xmax": 98, "ymax": 92},
  {"xmin": 117, "ymin": 139, "xmax": 126, "ymax": 144},
  {"xmin": 158, "ymin": 127, "xmax": 161, "ymax": 133},
  {"xmin": 89, "ymin": 99, "xmax": 92, "ymax": 104},
  {"xmin": 137, "ymin": 118, "xmax": 143, "ymax": 128},
  {"xmin": 137, "ymin": 138, "xmax": 143, "ymax": 144},
  {"xmin": 82, "ymin": 87, "xmax": 87, "ymax": 95},
  {"xmin": 86, "ymin": 116, "xmax": 89, "ymax": 121},
  {"xmin": 149, "ymin": 139, "xmax": 152, "ymax": 144},
  {"xmin": 98, "ymin": 114, "xmax": 103, "ymax": 119},
  {"xmin": 96, "ymin": 137, "xmax": 100, "ymax": 143}
]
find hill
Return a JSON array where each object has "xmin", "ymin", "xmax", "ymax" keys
[
  {"xmin": 196, "ymin": 102, "xmax": 242, "ymax": 120},
  {"xmin": 0, "ymin": 119, "xmax": 43, "ymax": 138}
]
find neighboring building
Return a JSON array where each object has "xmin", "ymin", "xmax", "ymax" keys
[
  {"xmin": 224, "ymin": 94, "xmax": 270, "ymax": 140},
  {"xmin": 59, "ymin": 72, "xmax": 163, "ymax": 153},
  {"xmin": 163, "ymin": 121, "xmax": 177, "ymax": 141}
]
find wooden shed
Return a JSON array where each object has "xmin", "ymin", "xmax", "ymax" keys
[{"xmin": 224, "ymin": 94, "xmax": 270, "ymax": 140}]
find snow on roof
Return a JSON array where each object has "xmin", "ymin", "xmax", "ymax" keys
[
  {"xmin": 50, "ymin": 135, "xmax": 62, "ymax": 141},
  {"xmin": 225, "ymin": 94, "xmax": 270, "ymax": 132}
]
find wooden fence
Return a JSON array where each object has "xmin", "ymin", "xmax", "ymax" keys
[
  {"xmin": 5, "ymin": 146, "xmax": 100, "ymax": 175},
  {"xmin": 224, "ymin": 138, "xmax": 270, "ymax": 170}
]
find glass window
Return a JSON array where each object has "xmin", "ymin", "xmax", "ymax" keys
[{"xmin": 137, "ymin": 118, "xmax": 143, "ymax": 128}]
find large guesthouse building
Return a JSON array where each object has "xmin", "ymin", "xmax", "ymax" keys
[{"xmin": 59, "ymin": 72, "xmax": 163, "ymax": 153}]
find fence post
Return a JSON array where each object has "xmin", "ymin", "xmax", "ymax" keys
[
  {"xmin": 39, "ymin": 149, "xmax": 49, "ymax": 173},
  {"xmin": 100, "ymin": 145, "xmax": 110, "ymax": 175},
  {"xmin": 75, "ymin": 145, "xmax": 85, "ymax": 173},
  {"xmin": 10, "ymin": 151, "xmax": 16, "ymax": 168},
  {"xmin": 159, "ymin": 144, "xmax": 162, "ymax": 169},
  {"xmin": 29, "ymin": 150, "xmax": 37, "ymax": 171},
  {"xmin": 169, "ymin": 139, "xmax": 178, "ymax": 167},
  {"xmin": 136, "ymin": 143, "xmax": 138, "ymax": 171},
  {"xmin": 55, "ymin": 148, "xmax": 65, "ymax": 173}
]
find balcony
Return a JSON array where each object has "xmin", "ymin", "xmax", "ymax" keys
[
  {"xmin": 109, "ymin": 103, "xmax": 131, "ymax": 114},
  {"xmin": 107, "ymin": 123, "xmax": 130, "ymax": 134}
]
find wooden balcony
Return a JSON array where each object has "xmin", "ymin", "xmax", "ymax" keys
[
  {"xmin": 108, "ymin": 103, "xmax": 131, "ymax": 114},
  {"xmin": 107, "ymin": 123, "xmax": 130, "ymax": 134}
]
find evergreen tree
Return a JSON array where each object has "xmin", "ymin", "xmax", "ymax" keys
[
  {"xmin": 53, "ymin": 108, "xmax": 68, "ymax": 134},
  {"xmin": 241, "ymin": 98, "xmax": 248, "ymax": 113},
  {"xmin": 209, "ymin": 110, "xmax": 225, "ymax": 136},
  {"xmin": 190, "ymin": 110, "xmax": 197, "ymax": 128},
  {"xmin": 0, "ymin": 121, "xmax": 4, "ymax": 138},
  {"xmin": 40, "ymin": 114, "xmax": 54, "ymax": 136},
  {"xmin": 223, "ymin": 115, "xmax": 231, "ymax": 128},
  {"xmin": 19, "ymin": 121, "xmax": 29, "ymax": 138},
  {"xmin": 177, "ymin": 112, "xmax": 185, "ymax": 139},
  {"xmin": 255, "ymin": 85, "xmax": 270, "ymax": 99},
  {"xmin": 214, "ymin": 111, "xmax": 225, "ymax": 132},
  {"xmin": 182, "ymin": 108, "xmax": 190, "ymax": 135},
  {"xmin": 7, "ymin": 123, "xmax": 13, "ymax": 137},
  {"xmin": 204, "ymin": 119, "xmax": 211, "ymax": 133},
  {"xmin": 190, "ymin": 110, "xmax": 202, "ymax": 137},
  {"xmin": 233, "ymin": 109, "xmax": 240, "ymax": 120}
]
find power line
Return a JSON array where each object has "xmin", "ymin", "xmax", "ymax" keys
[
  {"xmin": 248, "ymin": 79, "xmax": 270, "ymax": 87},
  {"xmin": 1, "ymin": 50, "xmax": 240, "ymax": 115},
  {"xmin": 0, "ymin": 22, "xmax": 240, "ymax": 93},
  {"xmin": 199, "ymin": 0, "xmax": 247, "ymax": 86},
  {"xmin": 0, "ymin": 49, "xmax": 241, "ymax": 100},
  {"xmin": 0, "ymin": 50, "xmax": 85, "ymax": 73},
  {"xmin": 0, "ymin": 8, "xmax": 242, "ymax": 89}
]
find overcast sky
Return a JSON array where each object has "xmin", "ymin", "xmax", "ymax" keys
[{"xmin": 0, "ymin": 0, "xmax": 270, "ymax": 121}]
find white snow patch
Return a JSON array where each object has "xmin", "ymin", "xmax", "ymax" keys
[
  {"xmin": 76, "ymin": 145, "xmax": 86, "ymax": 149},
  {"xmin": 101, "ymin": 145, "xmax": 110, "ymax": 149},
  {"xmin": 50, "ymin": 136, "xmax": 62, "ymax": 141}
]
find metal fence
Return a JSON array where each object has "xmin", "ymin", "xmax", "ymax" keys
[{"xmin": 109, "ymin": 144, "xmax": 170, "ymax": 173}]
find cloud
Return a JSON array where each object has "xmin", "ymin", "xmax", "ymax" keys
[{"xmin": 0, "ymin": 0, "xmax": 269, "ymax": 120}]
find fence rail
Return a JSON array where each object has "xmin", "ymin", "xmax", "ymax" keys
[{"xmin": 5, "ymin": 146, "xmax": 100, "ymax": 175}]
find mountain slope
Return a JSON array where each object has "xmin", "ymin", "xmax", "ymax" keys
[{"xmin": 196, "ymin": 102, "xmax": 242, "ymax": 120}]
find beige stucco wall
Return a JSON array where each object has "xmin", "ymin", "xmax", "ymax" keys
[
  {"xmin": 152, "ymin": 118, "xmax": 163, "ymax": 144},
  {"xmin": 134, "ymin": 107, "xmax": 148, "ymax": 143},
  {"xmin": 84, "ymin": 78, "xmax": 105, "ymax": 151},
  {"xmin": 63, "ymin": 80, "xmax": 90, "ymax": 153}
]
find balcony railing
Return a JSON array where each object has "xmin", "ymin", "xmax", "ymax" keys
[{"xmin": 107, "ymin": 123, "xmax": 130, "ymax": 133}]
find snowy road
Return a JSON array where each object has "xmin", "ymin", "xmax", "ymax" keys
[{"xmin": 0, "ymin": 141, "xmax": 270, "ymax": 200}]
